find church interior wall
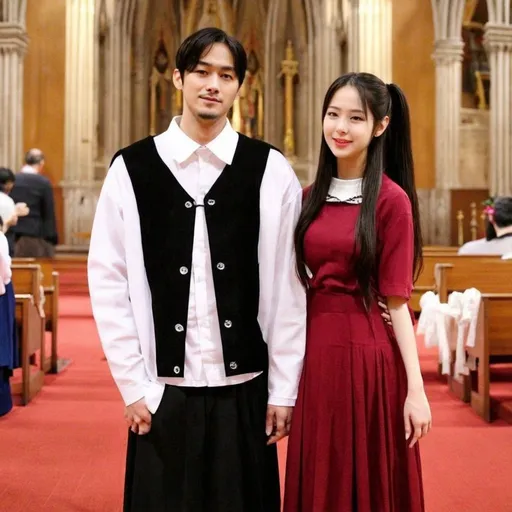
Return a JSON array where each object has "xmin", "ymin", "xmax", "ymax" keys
[
  {"xmin": 391, "ymin": 0, "xmax": 436, "ymax": 191},
  {"xmin": 13, "ymin": 0, "xmax": 502, "ymax": 247},
  {"xmin": 23, "ymin": 0, "xmax": 66, "ymax": 243}
]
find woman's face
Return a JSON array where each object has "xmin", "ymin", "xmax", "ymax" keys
[{"xmin": 323, "ymin": 85, "xmax": 388, "ymax": 164}]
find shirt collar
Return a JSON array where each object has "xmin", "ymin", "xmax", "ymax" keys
[
  {"xmin": 20, "ymin": 165, "xmax": 38, "ymax": 174},
  {"xmin": 164, "ymin": 116, "xmax": 238, "ymax": 165}
]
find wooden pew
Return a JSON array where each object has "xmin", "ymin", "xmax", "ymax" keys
[
  {"xmin": 10, "ymin": 264, "xmax": 46, "ymax": 405},
  {"xmin": 435, "ymin": 259, "xmax": 512, "ymax": 419},
  {"xmin": 12, "ymin": 257, "xmax": 60, "ymax": 373},
  {"xmin": 436, "ymin": 258, "xmax": 512, "ymax": 303},
  {"xmin": 468, "ymin": 293, "xmax": 512, "ymax": 421},
  {"xmin": 423, "ymin": 245, "xmax": 459, "ymax": 254},
  {"xmin": 411, "ymin": 252, "xmax": 501, "ymax": 314}
]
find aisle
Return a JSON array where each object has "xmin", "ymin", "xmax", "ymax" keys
[{"xmin": 1, "ymin": 296, "xmax": 512, "ymax": 511}]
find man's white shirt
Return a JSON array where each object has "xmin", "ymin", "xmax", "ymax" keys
[{"xmin": 88, "ymin": 117, "xmax": 306, "ymax": 414}]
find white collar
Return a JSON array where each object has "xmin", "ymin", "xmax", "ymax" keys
[
  {"xmin": 20, "ymin": 164, "xmax": 38, "ymax": 174},
  {"xmin": 160, "ymin": 116, "xmax": 238, "ymax": 166},
  {"xmin": 326, "ymin": 177, "xmax": 363, "ymax": 203}
]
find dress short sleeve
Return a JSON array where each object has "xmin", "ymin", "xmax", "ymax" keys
[{"xmin": 378, "ymin": 200, "xmax": 414, "ymax": 300}]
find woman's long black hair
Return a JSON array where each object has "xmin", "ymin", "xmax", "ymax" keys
[{"xmin": 294, "ymin": 72, "xmax": 423, "ymax": 305}]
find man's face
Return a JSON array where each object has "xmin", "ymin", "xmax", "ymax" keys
[{"xmin": 173, "ymin": 43, "xmax": 240, "ymax": 122}]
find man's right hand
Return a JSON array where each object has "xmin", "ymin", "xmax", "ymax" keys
[{"xmin": 124, "ymin": 398, "xmax": 152, "ymax": 435}]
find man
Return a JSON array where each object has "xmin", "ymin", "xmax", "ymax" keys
[
  {"xmin": 9, "ymin": 149, "xmax": 58, "ymax": 257},
  {"xmin": 88, "ymin": 28, "xmax": 306, "ymax": 511}
]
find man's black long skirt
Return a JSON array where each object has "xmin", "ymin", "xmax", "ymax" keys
[{"xmin": 123, "ymin": 374, "xmax": 281, "ymax": 512}]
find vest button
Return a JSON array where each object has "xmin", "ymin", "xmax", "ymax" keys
[
  {"xmin": 173, "ymin": 366, "xmax": 180, "ymax": 374},
  {"xmin": 216, "ymin": 262, "xmax": 225, "ymax": 270},
  {"xmin": 175, "ymin": 324, "xmax": 184, "ymax": 332},
  {"xmin": 224, "ymin": 320, "xmax": 232, "ymax": 328},
  {"xmin": 229, "ymin": 361, "xmax": 238, "ymax": 370},
  {"xmin": 207, "ymin": 199, "xmax": 215, "ymax": 206},
  {"xmin": 179, "ymin": 266, "xmax": 189, "ymax": 275},
  {"xmin": 185, "ymin": 201, "xmax": 193, "ymax": 208}
]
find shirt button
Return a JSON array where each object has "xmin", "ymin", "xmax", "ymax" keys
[
  {"xmin": 179, "ymin": 266, "xmax": 188, "ymax": 275},
  {"xmin": 229, "ymin": 361, "xmax": 238, "ymax": 370},
  {"xmin": 185, "ymin": 201, "xmax": 193, "ymax": 208},
  {"xmin": 175, "ymin": 324, "xmax": 184, "ymax": 332},
  {"xmin": 216, "ymin": 262, "xmax": 225, "ymax": 270},
  {"xmin": 207, "ymin": 199, "xmax": 215, "ymax": 206},
  {"xmin": 224, "ymin": 320, "xmax": 232, "ymax": 328},
  {"xmin": 173, "ymin": 366, "xmax": 180, "ymax": 374}
]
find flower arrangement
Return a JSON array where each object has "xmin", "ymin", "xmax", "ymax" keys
[{"xmin": 482, "ymin": 197, "xmax": 495, "ymax": 217}]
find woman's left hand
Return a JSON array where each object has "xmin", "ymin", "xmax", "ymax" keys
[{"xmin": 404, "ymin": 388, "xmax": 432, "ymax": 448}]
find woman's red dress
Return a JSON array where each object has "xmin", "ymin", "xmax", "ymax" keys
[{"xmin": 284, "ymin": 176, "xmax": 424, "ymax": 511}]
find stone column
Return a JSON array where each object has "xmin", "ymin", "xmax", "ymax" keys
[
  {"xmin": 0, "ymin": 1, "xmax": 28, "ymax": 171},
  {"xmin": 309, "ymin": 0, "xmax": 346, "ymax": 182},
  {"xmin": 61, "ymin": 0, "xmax": 97, "ymax": 247},
  {"xmin": 348, "ymin": 0, "xmax": 393, "ymax": 82},
  {"xmin": 432, "ymin": 40, "xmax": 464, "ymax": 189},
  {"xmin": 104, "ymin": 0, "xmax": 137, "ymax": 161},
  {"xmin": 485, "ymin": 23, "xmax": 512, "ymax": 196},
  {"xmin": 426, "ymin": 0, "xmax": 466, "ymax": 245},
  {"xmin": 428, "ymin": 40, "xmax": 464, "ymax": 244}
]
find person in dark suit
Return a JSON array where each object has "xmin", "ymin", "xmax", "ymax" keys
[{"xmin": 9, "ymin": 149, "xmax": 58, "ymax": 257}]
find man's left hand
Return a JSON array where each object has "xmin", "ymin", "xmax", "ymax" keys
[
  {"xmin": 378, "ymin": 295, "xmax": 392, "ymax": 325},
  {"xmin": 266, "ymin": 405, "xmax": 293, "ymax": 445}
]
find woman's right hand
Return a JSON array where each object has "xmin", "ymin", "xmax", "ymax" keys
[{"xmin": 404, "ymin": 388, "xmax": 432, "ymax": 448}]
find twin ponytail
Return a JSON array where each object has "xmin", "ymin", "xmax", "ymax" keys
[{"xmin": 384, "ymin": 83, "xmax": 423, "ymax": 282}]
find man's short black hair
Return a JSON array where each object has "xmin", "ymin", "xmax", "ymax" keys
[
  {"xmin": 175, "ymin": 27, "xmax": 247, "ymax": 87},
  {"xmin": 0, "ymin": 167, "xmax": 15, "ymax": 189},
  {"xmin": 493, "ymin": 197, "xmax": 512, "ymax": 228},
  {"xmin": 25, "ymin": 149, "xmax": 45, "ymax": 165}
]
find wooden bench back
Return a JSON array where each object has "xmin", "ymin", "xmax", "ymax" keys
[
  {"xmin": 12, "ymin": 258, "xmax": 56, "ymax": 289},
  {"xmin": 436, "ymin": 259, "xmax": 512, "ymax": 302},
  {"xmin": 11, "ymin": 264, "xmax": 43, "ymax": 302},
  {"xmin": 479, "ymin": 294, "xmax": 512, "ymax": 357},
  {"xmin": 411, "ymin": 254, "xmax": 503, "ymax": 312}
]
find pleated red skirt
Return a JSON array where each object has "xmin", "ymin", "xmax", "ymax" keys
[{"xmin": 284, "ymin": 291, "xmax": 424, "ymax": 512}]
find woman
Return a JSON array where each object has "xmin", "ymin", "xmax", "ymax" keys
[
  {"xmin": 284, "ymin": 73, "xmax": 431, "ymax": 511},
  {"xmin": 0, "ymin": 215, "xmax": 18, "ymax": 416}
]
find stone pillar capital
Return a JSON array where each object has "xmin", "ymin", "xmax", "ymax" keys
[
  {"xmin": 484, "ymin": 23, "xmax": 512, "ymax": 52},
  {"xmin": 432, "ymin": 39, "xmax": 464, "ymax": 63},
  {"xmin": 0, "ymin": 23, "xmax": 28, "ymax": 53},
  {"xmin": 0, "ymin": 23, "xmax": 26, "ymax": 171}
]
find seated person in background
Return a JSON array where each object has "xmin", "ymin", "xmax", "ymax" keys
[{"xmin": 458, "ymin": 197, "xmax": 512, "ymax": 255}]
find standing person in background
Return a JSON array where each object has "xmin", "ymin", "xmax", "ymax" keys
[{"xmin": 10, "ymin": 149, "xmax": 58, "ymax": 258}]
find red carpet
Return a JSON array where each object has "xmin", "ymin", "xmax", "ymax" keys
[{"xmin": 1, "ymin": 296, "xmax": 512, "ymax": 511}]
